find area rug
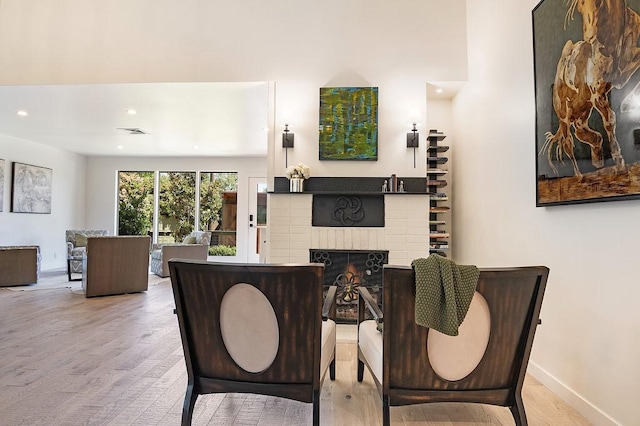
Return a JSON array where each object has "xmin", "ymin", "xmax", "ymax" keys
[
  {"xmin": 2, "ymin": 273, "xmax": 167, "ymax": 292},
  {"xmin": 2, "ymin": 281, "xmax": 82, "ymax": 292}
]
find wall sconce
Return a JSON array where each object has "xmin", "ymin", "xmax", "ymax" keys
[
  {"xmin": 406, "ymin": 123, "xmax": 419, "ymax": 168},
  {"xmin": 282, "ymin": 124, "xmax": 294, "ymax": 167}
]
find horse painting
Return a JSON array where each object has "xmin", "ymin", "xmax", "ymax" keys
[{"xmin": 541, "ymin": 0, "xmax": 640, "ymax": 177}]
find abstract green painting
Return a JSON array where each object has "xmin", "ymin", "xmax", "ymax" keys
[{"xmin": 319, "ymin": 87, "xmax": 378, "ymax": 160}]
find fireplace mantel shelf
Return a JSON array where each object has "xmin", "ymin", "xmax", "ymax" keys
[
  {"xmin": 269, "ymin": 190, "xmax": 427, "ymax": 195},
  {"xmin": 273, "ymin": 176, "xmax": 429, "ymax": 194}
]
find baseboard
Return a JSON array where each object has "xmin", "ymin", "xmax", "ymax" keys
[{"xmin": 528, "ymin": 361, "xmax": 620, "ymax": 426}]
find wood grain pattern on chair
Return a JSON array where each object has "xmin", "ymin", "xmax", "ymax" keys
[
  {"xmin": 0, "ymin": 247, "xmax": 38, "ymax": 286},
  {"xmin": 169, "ymin": 260, "xmax": 337, "ymax": 426},
  {"xmin": 357, "ymin": 265, "xmax": 549, "ymax": 426},
  {"xmin": 82, "ymin": 236, "xmax": 150, "ymax": 298}
]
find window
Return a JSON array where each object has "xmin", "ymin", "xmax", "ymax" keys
[
  {"xmin": 158, "ymin": 172, "xmax": 196, "ymax": 243},
  {"xmin": 117, "ymin": 170, "xmax": 239, "ymax": 257},
  {"xmin": 117, "ymin": 171, "xmax": 154, "ymax": 237}
]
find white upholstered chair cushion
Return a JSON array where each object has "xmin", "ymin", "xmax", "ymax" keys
[
  {"xmin": 220, "ymin": 283, "xmax": 280, "ymax": 373},
  {"xmin": 359, "ymin": 291, "xmax": 491, "ymax": 385},
  {"xmin": 219, "ymin": 283, "xmax": 336, "ymax": 376},
  {"xmin": 321, "ymin": 319, "xmax": 336, "ymax": 379},
  {"xmin": 427, "ymin": 291, "xmax": 491, "ymax": 381},
  {"xmin": 358, "ymin": 320, "xmax": 383, "ymax": 383}
]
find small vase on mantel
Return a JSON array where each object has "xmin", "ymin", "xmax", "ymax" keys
[{"xmin": 289, "ymin": 177, "xmax": 304, "ymax": 193}]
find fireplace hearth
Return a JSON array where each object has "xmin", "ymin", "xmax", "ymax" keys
[{"xmin": 310, "ymin": 249, "xmax": 388, "ymax": 323}]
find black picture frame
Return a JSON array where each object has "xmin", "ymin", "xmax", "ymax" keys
[
  {"xmin": 533, "ymin": 0, "xmax": 640, "ymax": 206},
  {"xmin": 11, "ymin": 162, "xmax": 53, "ymax": 214}
]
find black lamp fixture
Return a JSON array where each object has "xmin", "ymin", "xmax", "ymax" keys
[
  {"xmin": 282, "ymin": 123, "xmax": 294, "ymax": 167},
  {"xmin": 407, "ymin": 123, "xmax": 419, "ymax": 168}
]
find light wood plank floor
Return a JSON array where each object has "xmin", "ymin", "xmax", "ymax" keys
[{"xmin": 0, "ymin": 272, "xmax": 591, "ymax": 425}]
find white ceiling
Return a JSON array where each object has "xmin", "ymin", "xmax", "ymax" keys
[{"xmin": 0, "ymin": 82, "xmax": 270, "ymax": 157}]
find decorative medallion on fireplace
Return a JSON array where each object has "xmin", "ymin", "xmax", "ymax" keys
[
  {"xmin": 312, "ymin": 194, "xmax": 384, "ymax": 227},
  {"xmin": 310, "ymin": 249, "xmax": 388, "ymax": 323}
]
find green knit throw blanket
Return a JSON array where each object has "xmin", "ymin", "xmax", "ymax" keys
[{"xmin": 411, "ymin": 255, "xmax": 480, "ymax": 336}]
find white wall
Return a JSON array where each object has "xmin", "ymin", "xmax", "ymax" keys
[
  {"xmin": 0, "ymin": 134, "xmax": 86, "ymax": 270},
  {"xmin": 85, "ymin": 156, "xmax": 266, "ymax": 262},
  {"xmin": 455, "ymin": 1, "xmax": 640, "ymax": 425}
]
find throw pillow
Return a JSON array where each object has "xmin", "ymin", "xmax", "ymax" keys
[
  {"xmin": 183, "ymin": 235, "xmax": 197, "ymax": 244},
  {"xmin": 75, "ymin": 234, "xmax": 88, "ymax": 247}
]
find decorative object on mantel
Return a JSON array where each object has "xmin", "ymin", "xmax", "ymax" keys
[
  {"xmin": 282, "ymin": 124, "xmax": 294, "ymax": 168},
  {"xmin": 286, "ymin": 163, "xmax": 310, "ymax": 192},
  {"xmin": 319, "ymin": 87, "xmax": 378, "ymax": 161},
  {"xmin": 11, "ymin": 162, "xmax": 53, "ymax": 214}
]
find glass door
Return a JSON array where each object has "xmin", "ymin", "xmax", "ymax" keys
[{"xmin": 247, "ymin": 177, "xmax": 267, "ymax": 263}]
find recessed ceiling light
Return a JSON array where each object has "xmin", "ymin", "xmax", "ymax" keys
[
  {"xmin": 117, "ymin": 145, "xmax": 124, "ymax": 149},
  {"xmin": 17, "ymin": 110, "xmax": 28, "ymax": 116},
  {"xmin": 193, "ymin": 145, "xmax": 199, "ymax": 149},
  {"xmin": 435, "ymin": 88, "xmax": 444, "ymax": 94},
  {"xmin": 126, "ymin": 109, "xmax": 136, "ymax": 115}
]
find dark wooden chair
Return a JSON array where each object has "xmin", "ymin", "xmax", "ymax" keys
[
  {"xmin": 357, "ymin": 265, "xmax": 549, "ymax": 426},
  {"xmin": 169, "ymin": 260, "xmax": 337, "ymax": 426}
]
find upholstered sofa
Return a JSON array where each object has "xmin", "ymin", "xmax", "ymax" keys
[
  {"xmin": 150, "ymin": 231, "xmax": 211, "ymax": 277},
  {"xmin": 66, "ymin": 229, "xmax": 108, "ymax": 281}
]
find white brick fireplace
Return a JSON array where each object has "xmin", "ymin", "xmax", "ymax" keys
[{"xmin": 266, "ymin": 193, "xmax": 430, "ymax": 265}]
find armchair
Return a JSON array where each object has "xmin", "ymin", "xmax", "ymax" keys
[
  {"xmin": 150, "ymin": 231, "xmax": 211, "ymax": 278},
  {"xmin": 66, "ymin": 229, "xmax": 108, "ymax": 281},
  {"xmin": 357, "ymin": 264, "xmax": 549, "ymax": 426},
  {"xmin": 82, "ymin": 236, "xmax": 151, "ymax": 297},
  {"xmin": 169, "ymin": 259, "xmax": 337, "ymax": 426}
]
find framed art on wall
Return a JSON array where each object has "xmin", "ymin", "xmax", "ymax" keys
[
  {"xmin": 11, "ymin": 162, "xmax": 53, "ymax": 214},
  {"xmin": 0, "ymin": 159, "xmax": 4, "ymax": 212},
  {"xmin": 319, "ymin": 87, "xmax": 378, "ymax": 161},
  {"xmin": 533, "ymin": 0, "xmax": 640, "ymax": 206}
]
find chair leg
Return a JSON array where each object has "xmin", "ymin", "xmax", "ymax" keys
[
  {"xmin": 510, "ymin": 393, "xmax": 528, "ymax": 426},
  {"xmin": 181, "ymin": 385, "xmax": 198, "ymax": 426},
  {"xmin": 383, "ymin": 394, "xmax": 391, "ymax": 426},
  {"xmin": 68, "ymin": 259, "xmax": 82, "ymax": 281},
  {"xmin": 312, "ymin": 389, "xmax": 320, "ymax": 426},
  {"xmin": 357, "ymin": 358, "xmax": 365, "ymax": 382},
  {"xmin": 329, "ymin": 351, "xmax": 336, "ymax": 380}
]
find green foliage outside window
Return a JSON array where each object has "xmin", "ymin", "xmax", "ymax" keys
[
  {"xmin": 118, "ymin": 172, "xmax": 154, "ymax": 236},
  {"xmin": 199, "ymin": 172, "xmax": 238, "ymax": 233},
  {"xmin": 158, "ymin": 172, "xmax": 197, "ymax": 242},
  {"xmin": 118, "ymin": 171, "xmax": 238, "ymax": 255}
]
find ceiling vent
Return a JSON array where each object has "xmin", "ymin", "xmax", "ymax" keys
[{"xmin": 117, "ymin": 127, "xmax": 149, "ymax": 135}]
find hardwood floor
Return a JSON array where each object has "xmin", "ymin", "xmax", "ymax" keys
[{"xmin": 0, "ymin": 273, "xmax": 591, "ymax": 425}]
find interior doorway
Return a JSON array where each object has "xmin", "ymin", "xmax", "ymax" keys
[{"xmin": 247, "ymin": 177, "xmax": 268, "ymax": 263}]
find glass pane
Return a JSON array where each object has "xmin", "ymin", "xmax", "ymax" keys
[
  {"xmin": 200, "ymin": 172, "xmax": 238, "ymax": 256},
  {"xmin": 118, "ymin": 171, "xmax": 154, "ymax": 237},
  {"xmin": 256, "ymin": 183, "xmax": 268, "ymax": 226},
  {"xmin": 158, "ymin": 171, "xmax": 196, "ymax": 243}
]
